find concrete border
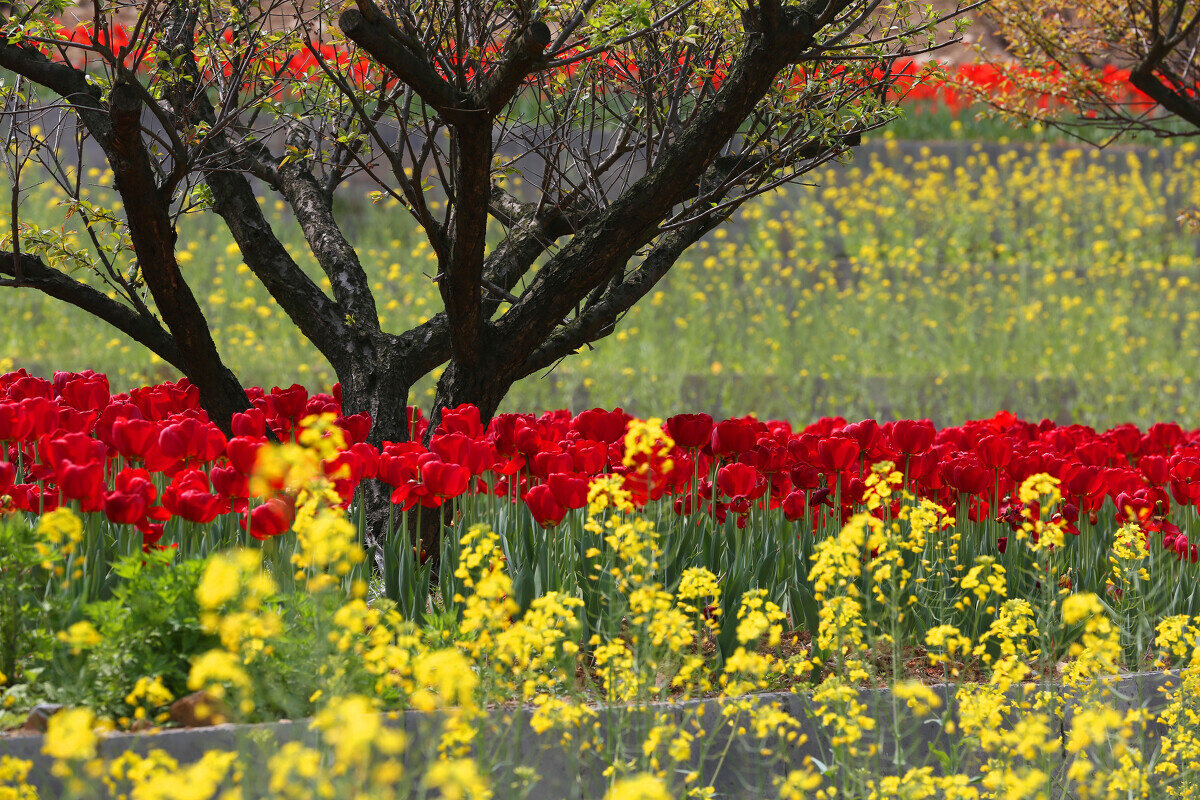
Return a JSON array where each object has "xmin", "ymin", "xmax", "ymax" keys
[{"xmin": 2, "ymin": 671, "xmax": 1181, "ymax": 799}]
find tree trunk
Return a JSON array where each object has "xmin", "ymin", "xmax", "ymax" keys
[
  {"xmin": 343, "ymin": 367, "xmax": 454, "ymax": 579},
  {"xmin": 427, "ymin": 355, "xmax": 514, "ymax": 435},
  {"xmin": 337, "ymin": 344, "xmax": 413, "ymax": 573},
  {"xmin": 107, "ymin": 82, "xmax": 251, "ymax": 434},
  {"xmin": 394, "ymin": 354, "xmax": 515, "ymax": 575}
]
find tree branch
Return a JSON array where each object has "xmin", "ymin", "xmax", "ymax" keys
[
  {"xmin": 155, "ymin": 1, "xmax": 362, "ymax": 372},
  {"xmin": 0, "ymin": 250, "xmax": 183, "ymax": 369},
  {"xmin": 0, "ymin": 41, "xmax": 115, "ymax": 154},
  {"xmin": 339, "ymin": 3, "xmax": 469, "ymax": 123},
  {"xmin": 107, "ymin": 80, "xmax": 251, "ymax": 425},
  {"xmin": 273, "ymin": 125, "xmax": 381, "ymax": 331},
  {"xmin": 492, "ymin": 0, "xmax": 825, "ymax": 368},
  {"xmin": 389, "ymin": 187, "xmax": 586, "ymax": 379},
  {"xmin": 440, "ymin": 122, "xmax": 492, "ymax": 365},
  {"xmin": 1130, "ymin": 34, "xmax": 1200, "ymax": 129},
  {"xmin": 479, "ymin": 21, "xmax": 551, "ymax": 114}
]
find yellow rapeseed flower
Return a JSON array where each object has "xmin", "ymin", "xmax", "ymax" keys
[{"xmin": 42, "ymin": 709, "xmax": 98, "ymax": 762}]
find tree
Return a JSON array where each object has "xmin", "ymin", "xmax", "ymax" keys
[
  {"xmin": 1, "ymin": 0, "xmax": 970, "ymax": 555},
  {"xmin": 969, "ymin": 1, "xmax": 1200, "ymax": 140}
]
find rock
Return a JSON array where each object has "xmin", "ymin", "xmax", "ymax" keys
[
  {"xmin": 19, "ymin": 704, "xmax": 63, "ymax": 733},
  {"xmin": 168, "ymin": 691, "xmax": 229, "ymax": 728}
]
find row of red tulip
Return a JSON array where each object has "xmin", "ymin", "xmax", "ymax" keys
[
  {"xmin": 34, "ymin": 23, "xmax": 1156, "ymax": 115},
  {"xmin": 2, "ymin": 370, "xmax": 1197, "ymax": 561}
]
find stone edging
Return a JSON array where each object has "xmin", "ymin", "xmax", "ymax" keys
[{"xmin": 1, "ymin": 671, "xmax": 1181, "ymax": 799}]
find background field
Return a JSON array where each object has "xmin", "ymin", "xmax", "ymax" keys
[{"xmin": 5, "ymin": 113, "xmax": 1200, "ymax": 429}]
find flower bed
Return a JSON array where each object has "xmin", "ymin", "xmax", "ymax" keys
[
  {"xmin": 5, "ymin": 370, "xmax": 1200, "ymax": 797},
  {"xmin": 39, "ymin": 22, "xmax": 1158, "ymax": 117}
]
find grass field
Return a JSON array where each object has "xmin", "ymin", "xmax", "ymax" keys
[{"xmin": 5, "ymin": 121, "xmax": 1200, "ymax": 428}]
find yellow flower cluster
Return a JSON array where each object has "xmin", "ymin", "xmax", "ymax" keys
[
  {"xmin": 1109, "ymin": 523, "xmax": 1149, "ymax": 597},
  {"xmin": 587, "ymin": 474, "xmax": 636, "ymax": 515},
  {"xmin": 123, "ymin": 676, "xmax": 174, "ymax": 725},
  {"xmin": 960, "ymin": 556, "xmax": 1007, "ymax": 604},
  {"xmin": 621, "ymin": 418, "xmax": 674, "ymax": 475},
  {"xmin": 42, "ymin": 708, "xmax": 98, "ymax": 762},
  {"xmin": 1016, "ymin": 473, "xmax": 1067, "ymax": 551},
  {"xmin": 19, "ymin": 454, "xmax": 1200, "ymax": 800},
  {"xmin": 734, "ymin": 589, "xmax": 786, "ymax": 648},
  {"xmin": 0, "ymin": 756, "xmax": 37, "ymax": 800},
  {"xmin": 56, "ymin": 621, "xmax": 102, "ymax": 655},
  {"xmin": 35, "ymin": 508, "xmax": 83, "ymax": 569}
]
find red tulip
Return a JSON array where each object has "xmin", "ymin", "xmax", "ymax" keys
[
  {"xmin": 22, "ymin": 397, "xmax": 61, "ymax": 438},
  {"xmin": 379, "ymin": 444, "xmax": 422, "ymax": 487},
  {"xmin": 348, "ymin": 442, "xmax": 380, "ymax": 480},
  {"xmin": 138, "ymin": 522, "xmax": 166, "ymax": 550},
  {"xmin": 406, "ymin": 406, "xmax": 429, "ymax": 441},
  {"xmin": 710, "ymin": 418, "xmax": 758, "ymax": 458},
  {"xmin": 103, "ymin": 490, "xmax": 148, "ymax": 525},
  {"xmin": 667, "ymin": 413, "xmax": 714, "ymax": 450},
  {"xmin": 243, "ymin": 498, "xmax": 295, "ymax": 540},
  {"xmin": 530, "ymin": 449, "xmax": 574, "ymax": 481},
  {"xmin": 974, "ymin": 436, "xmax": 1012, "ymax": 471},
  {"xmin": 1140, "ymin": 455, "xmax": 1169, "ymax": 485},
  {"xmin": 162, "ymin": 469, "xmax": 226, "ymax": 524},
  {"xmin": 420, "ymin": 458, "xmax": 470, "ymax": 500},
  {"xmin": 41, "ymin": 431, "xmax": 106, "ymax": 471},
  {"xmin": 490, "ymin": 414, "xmax": 536, "ymax": 458},
  {"xmin": 232, "ymin": 408, "xmax": 267, "ymax": 438},
  {"xmin": 817, "ymin": 436, "xmax": 860, "ymax": 473},
  {"xmin": 1076, "ymin": 440, "xmax": 1116, "ymax": 467},
  {"xmin": 170, "ymin": 490, "xmax": 225, "ymax": 524},
  {"xmin": 1065, "ymin": 465, "xmax": 1105, "ymax": 499},
  {"xmin": 95, "ymin": 402, "xmax": 142, "ymax": 446},
  {"xmin": 438, "ymin": 403, "xmax": 484, "ymax": 438},
  {"xmin": 514, "ymin": 423, "xmax": 543, "ymax": 458},
  {"xmin": 304, "ymin": 394, "xmax": 339, "ymax": 418},
  {"xmin": 58, "ymin": 461, "xmax": 104, "ymax": 508},
  {"xmin": 0, "ymin": 402, "xmax": 34, "ymax": 441},
  {"xmin": 843, "ymin": 419, "xmax": 879, "ymax": 450},
  {"xmin": 945, "ymin": 458, "xmax": 991, "ymax": 496},
  {"xmin": 271, "ymin": 384, "xmax": 309, "ymax": 421},
  {"xmin": 111, "ymin": 418, "xmax": 158, "ymax": 462},
  {"xmin": 130, "ymin": 378, "xmax": 200, "ymax": 421},
  {"xmin": 430, "ymin": 433, "xmax": 471, "ymax": 467},
  {"xmin": 158, "ymin": 417, "xmax": 226, "ymax": 464},
  {"xmin": 211, "ymin": 465, "xmax": 250, "ymax": 499},
  {"xmin": 59, "ymin": 373, "xmax": 110, "ymax": 412},
  {"xmin": 525, "ymin": 483, "xmax": 566, "ymax": 528},
  {"xmin": 8, "ymin": 375, "xmax": 52, "ymax": 401},
  {"xmin": 891, "ymin": 419, "xmax": 935, "ymax": 456},
  {"xmin": 1105, "ymin": 423, "xmax": 1143, "ymax": 457},
  {"xmin": 337, "ymin": 413, "xmax": 372, "ymax": 445},
  {"xmin": 1146, "ymin": 422, "xmax": 1185, "ymax": 455},
  {"xmin": 571, "ymin": 408, "xmax": 630, "ymax": 444},
  {"xmin": 548, "ymin": 472, "xmax": 589, "ymax": 510},
  {"xmin": 227, "ymin": 436, "xmax": 266, "ymax": 475},
  {"xmin": 717, "ymin": 462, "xmax": 764, "ymax": 500},
  {"xmin": 781, "ymin": 490, "xmax": 807, "ymax": 522}
]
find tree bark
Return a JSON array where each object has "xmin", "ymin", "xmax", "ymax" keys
[{"xmin": 337, "ymin": 340, "xmax": 413, "ymax": 570}]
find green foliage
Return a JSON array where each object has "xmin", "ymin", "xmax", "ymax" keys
[
  {"xmin": 0, "ymin": 516, "xmax": 52, "ymax": 685},
  {"xmin": 43, "ymin": 549, "xmax": 214, "ymax": 718}
]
